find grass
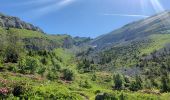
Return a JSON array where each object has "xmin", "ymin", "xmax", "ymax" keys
[
  {"xmin": 140, "ymin": 34, "xmax": 170, "ymax": 55},
  {"xmin": 1, "ymin": 71, "xmax": 170, "ymax": 100}
]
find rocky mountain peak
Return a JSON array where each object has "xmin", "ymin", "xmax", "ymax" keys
[{"xmin": 0, "ymin": 13, "xmax": 44, "ymax": 33}]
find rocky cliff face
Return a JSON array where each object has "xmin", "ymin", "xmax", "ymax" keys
[{"xmin": 0, "ymin": 13, "xmax": 43, "ymax": 33}]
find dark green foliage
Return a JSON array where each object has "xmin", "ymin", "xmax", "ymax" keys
[
  {"xmin": 91, "ymin": 74, "xmax": 97, "ymax": 81},
  {"xmin": 4, "ymin": 47, "xmax": 19, "ymax": 63},
  {"xmin": 3, "ymin": 33, "xmax": 22, "ymax": 63},
  {"xmin": 78, "ymin": 59, "xmax": 96, "ymax": 73},
  {"xmin": 80, "ymin": 80, "xmax": 92, "ymax": 89},
  {"xmin": 41, "ymin": 57, "xmax": 48, "ymax": 65},
  {"xmin": 114, "ymin": 74, "xmax": 123, "ymax": 90},
  {"xmin": 63, "ymin": 69, "xmax": 74, "ymax": 81},
  {"xmin": 37, "ymin": 66, "xmax": 46, "ymax": 77},
  {"xmin": 47, "ymin": 71, "xmax": 59, "ymax": 81},
  {"xmin": 124, "ymin": 76, "xmax": 131, "ymax": 88},
  {"xmin": 129, "ymin": 75, "xmax": 143, "ymax": 91},
  {"xmin": 160, "ymin": 75, "xmax": 170, "ymax": 92},
  {"xmin": 26, "ymin": 57, "xmax": 39, "ymax": 74},
  {"xmin": 18, "ymin": 57, "xmax": 39, "ymax": 74},
  {"xmin": 18, "ymin": 58, "xmax": 27, "ymax": 74},
  {"xmin": 12, "ymin": 86, "xmax": 24, "ymax": 97},
  {"xmin": 95, "ymin": 93, "xmax": 118, "ymax": 100}
]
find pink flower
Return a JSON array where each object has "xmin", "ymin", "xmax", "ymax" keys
[{"xmin": 0, "ymin": 88, "xmax": 9, "ymax": 96}]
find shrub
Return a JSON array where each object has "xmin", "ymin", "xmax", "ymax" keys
[
  {"xmin": 7, "ymin": 64, "xmax": 18, "ymax": 72},
  {"xmin": 95, "ymin": 93, "xmax": 118, "ymax": 100},
  {"xmin": 114, "ymin": 74, "xmax": 123, "ymax": 90},
  {"xmin": 91, "ymin": 74, "xmax": 97, "ymax": 81},
  {"xmin": 160, "ymin": 75, "xmax": 170, "ymax": 92},
  {"xmin": 41, "ymin": 57, "xmax": 48, "ymax": 65},
  {"xmin": 4, "ymin": 47, "xmax": 19, "ymax": 63},
  {"xmin": 25, "ymin": 57, "xmax": 39, "ymax": 74},
  {"xmin": 18, "ymin": 57, "xmax": 39, "ymax": 74},
  {"xmin": 47, "ymin": 72, "xmax": 58, "ymax": 81},
  {"xmin": 0, "ymin": 59, "xmax": 4, "ymax": 71},
  {"xmin": 37, "ymin": 65, "xmax": 46, "ymax": 77},
  {"xmin": 95, "ymin": 90, "xmax": 101, "ymax": 94},
  {"xmin": 129, "ymin": 75, "xmax": 143, "ymax": 91},
  {"xmin": 12, "ymin": 86, "xmax": 24, "ymax": 97},
  {"xmin": 0, "ymin": 87, "xmax": 9, "ymax": 98},
  {"xmin": 63, "ymin": 69, "xmax": 74, "ymax": 81},
  {"xmin": 80, "ymin": 80, "xmax": 92, "ymax": 89},
  {"xmin": 52, "ymin": 63, "xmax": 61, "ymax": 72}
]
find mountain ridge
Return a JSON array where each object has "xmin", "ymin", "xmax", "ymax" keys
[
  {"xmin": 91, "ymin": 11, "xmax": 170, "ymax": 49},
  {"xmin": 0, "ymin": 13, "xmax": 44, "ymax": 33}
]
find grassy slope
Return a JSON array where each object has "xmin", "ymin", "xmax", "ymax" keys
[
  {"xmin": 98, "ymin": 34, "xmax": 170, "ymax": 68},
  {"xmin": 140, "ymin": 34, "xmax": 170, "ymax": 55},
  {"xmin": 0, "ymin": 27, "xmax": 71, "ymax": 50},
  {"xmin": 1, "ymin": 71, "xmax": 170, "ymax": 100}
]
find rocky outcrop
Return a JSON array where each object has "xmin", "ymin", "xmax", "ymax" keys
[{"xmin": 0, "ymin": 13, "xmax": 43, "ymax": 33}]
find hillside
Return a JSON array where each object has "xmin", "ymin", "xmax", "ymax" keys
[
  {"xmin": 91, "ymin": 11, "xmax": 170, "ymax": 49},
  {"xmin": 85, "ymin": 11, "xmax": 170, "ymax": 69},
  {"xmin": 0, "ymin": 12, "xmax": 170, "ymax": 100}
]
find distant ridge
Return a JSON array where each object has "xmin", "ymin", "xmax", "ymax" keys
[
  {"xmin": 0, "ymin": 12, "xmax": 44, "ymax": 33},
  {"xmin": 91, "ymin": 11, "xmax": 170, "ymax": 49}
]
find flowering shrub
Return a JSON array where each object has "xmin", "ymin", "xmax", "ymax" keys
[{"xmin": 0, "ymin": 87, "xmax": 9, "ymax": 97}]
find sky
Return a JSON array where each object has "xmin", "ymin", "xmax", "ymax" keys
[{"xmin": 0, "ymin": 0, "xmax": 170, "ymax": 38}]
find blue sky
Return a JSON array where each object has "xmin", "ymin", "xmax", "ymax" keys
[{"xmin": 0, "ymin": 0, "xmax": 170, "ymax": 37}]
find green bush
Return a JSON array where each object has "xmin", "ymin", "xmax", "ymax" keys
[
  {"xmin": 37, "ymin": 65, "xmax": 46, "ymax": 77},
  {"xmin": 63, "ymin": 69, "xmax": 74, "ymax": 81},
  {"xmin": 18, "ymin": 57, "xmax": 40, "ymax": 74},
  {"xmin": 129, "ymin": 75, "xmax": 143, "ymax": 91},
  {"xmin": 114, "ymin": 74, "xmax": 124, "ymax": 90},
  {"xmin": 79, "ymin": 80, "xmax": 92, "ymax": 89},
  {"xmin": 160, "ymin": 75, "xmax": 170, "ymax": 92},
  {"xmin": 95, "ymin": 93, "xmax": 118, "ymax": 100},
  {"xmin": 25, "ymin": 57, "xmax": 39, "ymax": 74},
  {"xmin": 18, "ymin": 57, "xmax": 27, "ymax": 74},
  {"xmin": 47, "ymin": 72, "xmax": 58, "ymax": 81}
]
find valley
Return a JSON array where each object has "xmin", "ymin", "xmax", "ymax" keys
[{"xmin": 0, "ymin": 11, "xmax": 170, "ymax": 100}]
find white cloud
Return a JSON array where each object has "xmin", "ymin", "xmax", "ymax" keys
[
  {"xmin": 31, "ymin": 0, "xmax": 76, "ymax": 17},
  {"xmin": 103, "ymin": 13, "xmax": 149, "ymax": 18}
]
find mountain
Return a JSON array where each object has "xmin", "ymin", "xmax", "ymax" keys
[
  {"xmin": 0, "ymin": 13, "xmax": 90, "ymax": 50},
  {"xmin": 0, "ymin": 11, "xmax": 170, "ymax": 100},
  {"xmin": 0, "ymin": 13, "xmax": 43, "ymax": 33},
  {"xmin": 79, "ymin": 11, "xmax": 170, "ymax": 71},
  {"xmin": 91, "ymin": 11, "xmax": 170, "ymax": 49}
]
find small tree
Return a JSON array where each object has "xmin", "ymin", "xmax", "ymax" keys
[
  {"xmin": 47, "ymin": 71, "xmax": 58, "ymax": 81},
  {"xmin": 63, "ymin": 69, "xmax": 74, "ymax": 81},
  {"xmin": 18, "ymin": 57, "xmax": 39, "ymax": 74},
  {"xmin": 4, "ymin": 33, "xmax": 23, "ymax": 63},
  {"xmin": 114, "ymin": 74, "xmax": 123, "ymax": 90},
  {"xmin": 91, "ymin": 74, "xmax": 97, "ymax": 81},
  {"xmin": 80, "ymin": 80, "xmax": 92, "ymax": 89},
  {"xmin": 26, "ymin": 57, "xmax": 39, "ymax": 74},
  {"xmin": 161, "ymin": 75, "xmax": 170, "ymax": 92},
  {"xmin": 37, "ymin": 65, "xmax": 46, "ymax": 77},
  {"xmin": 18, "ymin": 57, "xmax": 27, "ymax": 74},
  {"xmin": 129, "ymin": 75, "xmax": 143, "ymax": 91}
]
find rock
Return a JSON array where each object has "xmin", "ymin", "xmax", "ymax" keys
[{"xmin": 0, "ymin": 13, "xmax": 44, "ymax": 33}]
